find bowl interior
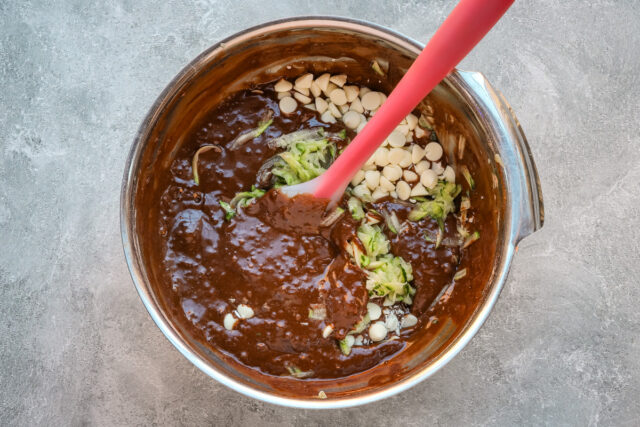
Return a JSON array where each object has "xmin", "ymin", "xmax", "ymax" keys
[{"xmin": 126, "ymin": 19, "xmax": 505, "ymax": 405}]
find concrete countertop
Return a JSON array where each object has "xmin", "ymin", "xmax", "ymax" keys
[{"xmin": 1, "ymin": 1, "xmax": 639, "ymax": 425}]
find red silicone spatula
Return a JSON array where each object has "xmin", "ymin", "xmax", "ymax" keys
[{"xmin": 280, "ymin": 0, "xmax": 514, "ymax": 201}]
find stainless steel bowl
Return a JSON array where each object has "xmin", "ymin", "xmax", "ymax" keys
[{"xmin": 121, "ymin": 17, "xmax": 543, "ymax": 408}]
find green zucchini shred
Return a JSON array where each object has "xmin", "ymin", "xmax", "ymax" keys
[
  {"xmin": 408, "ymin": 180, "xmax": 461, "ymax": 229},
  {"xmin": 460, "ymin": 165, "xmax": 475, "ymax": 190},
  {"xmin": 351, "ymin": 314, "xmax": 371, "ymax": 334},
  {"xmin": 230, "ymin": 185, "xmax": 266, "ymax": 209},
  {"xmin": 219, "ymin": 201, "xmax": 235, "ymax": 221},
  {"xmin": 350, "ymin": 223, "xmax": 415, "ymax": 302},
  {"xmin": 463, "ymin": 231, "xmax": 480, "ymax": 248},
  {"xmin": 339, "ymin": 338, "xmax": 352, "ymax": 356},
  {"xmin": 271, "ymin": 130, "xmax": 337, "ymax": 187},
  {"xmin": 286, "ymin": 366, "xmax": 314, "ymax": 379},
  {"xmin": 347, "ymin": 197, "xmax": 365, "ymax": 220}
]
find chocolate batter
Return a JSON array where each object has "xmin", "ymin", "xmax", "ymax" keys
[{"xmin": 147, "ymin": 84, "xmax": 486, "ymax": 379}]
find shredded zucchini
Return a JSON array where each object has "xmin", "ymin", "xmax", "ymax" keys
[
  {"xmin": 357, "ymin": 224, "xmax": 389, "ymax": 258},
  {"xmin": 229, "ymin": 110, "xmax": 274, "ymax": 150},
  {"xmin": 192, "ymin": 145, "xmax": 221, "ymax": 185},
  {"xmin": 352, "ymin": 314, "xmax": 371, "ymax": 334},
  {"xmin": 320, "ymin": 207, "xmax": 345, "ymax": 227},
  {"xmin": 339, "ymin": 338, "xmax": 352, "ymax": 356},
  {"xmin": 365, "ymin": 255, "xmax": 415, "ymax": 303},
  {"xmin": 286, "ymin": 366, "xmax": 314, "ymax": 379},
  {"xmin": 454, "ymin": 268, "xmax": 467, "ymax": 281},
  {"xmin": 308, "ymin": 304, "xmax": 327, "ymax": 320},
  {"xmin": 347, "ymin": 197, "xmax": 365, "ymax": 221},
  {"xmin": 460, "ymin": 165, "xmax": 475, "ymax": 190},
  {"xmin": 463, "ymin": 231, "xmax": 480, "ymax": 248},
  {"xmin": 270, "ymin": 129, "xmax": 339, "ymax": 187},
  {"xmin": 219, "ymin": 201, "xmax": 235, "ymax": 221},
  {"xmin": 229, "ymin": 185, "xmax": 266, "ymax": 209},
  {"xmin": 350, "ymin": 223, "xmax": 415, "ymax": 302},
  {"xmin": 371, "ymin": 60, "xmax": 385, "ymax": 76},
  {"xmin": 408, "ymin": 180, "xmax": 461, "ymax": 229}
]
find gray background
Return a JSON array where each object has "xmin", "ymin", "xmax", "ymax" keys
[{"xmin": 1, "ymin": 0, "xmax": 639, "ymax": 425}]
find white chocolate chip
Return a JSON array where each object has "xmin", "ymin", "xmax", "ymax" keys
[
  {"xmin": 274, "ymin": 79, "xmax": 293, "ymax": 92},
  {"xmin": 365, "ymin": 150, "xmax": 376, "ymax": 166},
  {"xmin": 349, "ymin": 97, "xmax": 364, "ymax": 113},
  {"xmin": 388, "ymin": 148, "xmax": 405, "ymax": 165},
  {"xmin": 415, "ymin": 126, "xmax": 427, "ymax": 138},
  {"xmin": 398, "ymin": 149, "xmax": 412, "ymax": 168},
  {"xmin": 379, "ymin": 176, "xmax": 395, "ymax": 192},
  {"xmin": 344, "ymin": 85, "xmax": 359, "ymax": 102},
  {"xmin": 361, "ymin": 91, "xmax": 382, "ymax": 111},
  {"xmin": 405, "ymin": 132, "xmax": 414, "ymax": 143},
  {"xmin": 371, "ymin": 187, "xmax": 388, "ymax": 201},
  {"xmin": 410, "ymin": 183, "xmax": 429, "ymax": 197},
  {"xmin": 294, "ymin": 86, "xmax": 310, "ymax": 96},
  {"xmin": 351, "ymin": 170, "xmax": 365, "ymax": 186},
  {"xmin": 387, "ymin": 130, "xmax": 406, "ymax": 148},
  {"xmin": 401, "ymin": 314, "xmax": 418, "ymax": 328},
  {"xmin": 403, "ymin": 170, "xmax": 418, "ymax": 182},
  {"xmin": 364, "ymin": 170, "xmax": 381, "ymax": 190},
  {"xmin": 236, "ymin": 304, "xmax": 254, "ymax": 319},
  {"xmin": 382, "ymin": 165, "xmax": 403, "ymax": 182},
  {"xmin": 279, "ymin": 96, "xmax": 297, "ymax": 114},
  {"xmin": 396, "ymin": 124, "xmax": 410, "ymax": 136},
  {"xmin": 406, "ymin": 113, "xmax": 418, "ymax": 130},
  {"xmin": 342, "ymin": 110, "xmax": 361, "ymax": 129},
  {"xmin": 339, "ymin": 104, "xmax": 350, "ymax": 114},
  {"xmin": 367, "ymin": 302, "xmax": 382, "ymax": 320},
  {"xmin": 304, "ymin": 103, "xmax": 316, "ymax": 111},
  {"xmin": 320, "ymin": 110, "xmax": 336, "ymax": 124},
  {"xmin": 421, "ymin": 169, "xmax": 438, "ymax": 189},
  {"xmin": 352, "ymin": 183, "xmax": 371, "ymax": 200},
  {"xmin": 328, "ymin": 102, "xmax": 342, "ymax": 118},
  {"xmin": 369, "ymin": 322, "xmax": 388, "ymax": 342},
  {"xmin": 442, "ymin": 165, "xmax": 456, "ymax": 183},
  {"xmin": 310, "ymin": 81, "xmax": 322, "ymax": 97},
  {"xmin": 359, "ymin": 86, "xmax": 371, "ymax": 97},
  {"xmin": 385, "ymin": 313, "xmax": 399, "ymax": 331},
  {"xmin": 323, "ymin": 82, "xmax": 338, "ymax": 97},
  {"xmin": 425, "ymin": 142, "xmax": 443, "ymax": 161},
  {"xmin": 396, "ymin": 181, "xmax": 411, "ymax": 200},
  {"xmin": 329, "ymin": 74, "xmax": 347, "ymax": 87},
  {"xmin": 315, "ymin": 97, "xmax": 329, "ymax": 114},
  {"xmin": 277, "ymin": 91, "xmax": 291, "ymax": 100},
  {"xmin": 294, "ymin": 73, "xmax": 313, "ymax": 89},
  {"xmin": 411, "ymin": 144, "xmax": 426, "ymax": 164},
  {"xmin": 431, "ymin": 161, "xmax": 445, "ymax": 175},
  {"xmin": 329, "ymin": 88, "xmax": 348, "ymax": 106},
  {"xmin": 362, "ymin": 163, "xmax": 377, "ymax": 171},
  {"xmin": 356, "ymin": 121, "xmax": 367, "ymax": 134},
  {"xmin": 223, "ymin": 313, "xmax": 237, "ymax": 330},
  {"xmin": 322, "ymin": 325, "xmax": 334, "ymax": 338},
  {"xmin": 415, "ymin": 160, "xmax": 431, "ymax": 175},
  {"xmin": 315, "ymin": 73, "xmax": 330, "ymax": 91},
  {"xmin": 374, "ymin": 147, "xmax": 390, "ymax": 167},
  {"xmin": 293, "ymin": 91, "xmax": 311, "ymax": 104}
]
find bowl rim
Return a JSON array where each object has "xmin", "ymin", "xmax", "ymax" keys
[{"xmin": 120, "ymin": 15, "xmax": 527, "ymax": 409}]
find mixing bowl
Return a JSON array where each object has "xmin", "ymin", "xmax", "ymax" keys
[{"xmin": 121, "ymin": 17, "xmax": 543, "ymax": 408}]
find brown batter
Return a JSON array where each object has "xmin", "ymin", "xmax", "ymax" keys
[{"xmin": 149, "ymin": 84, "xmax": 484, "ymax": 379}]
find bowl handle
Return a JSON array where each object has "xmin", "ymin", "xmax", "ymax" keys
[{"xmin": 456, "ymin": 70, "xmax": 544, "ymax": 243}]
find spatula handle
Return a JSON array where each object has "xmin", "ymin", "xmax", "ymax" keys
[{"xmin": 314, "ymin": 0, "xmax": 514, "ymax": 200}]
